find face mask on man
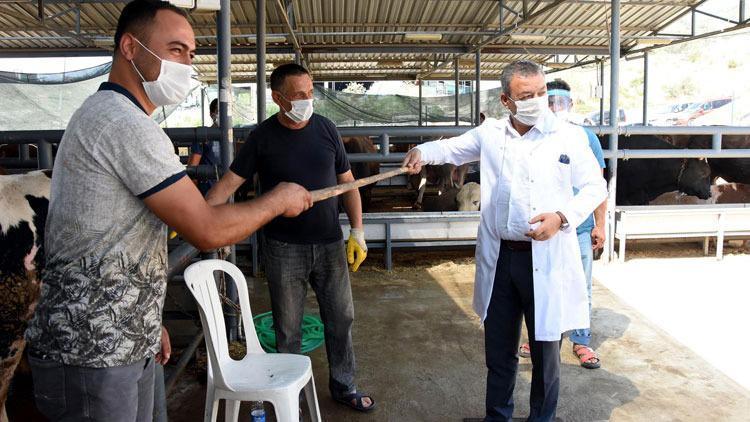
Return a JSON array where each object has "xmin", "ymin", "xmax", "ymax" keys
[
  {"xmin": 210, "ymin": 113, "xmax": 218, "ymax": 125},
  {"xmin": 130, "ymin": 37, "xmax": 193, "ymax": 107},
  {"xmin": 509, "ymin": 94, "xmax": 548, "ymax": 126},
  {"xmin": 280, "ymin": 94, "xmax": 314, "ymax": 123}
]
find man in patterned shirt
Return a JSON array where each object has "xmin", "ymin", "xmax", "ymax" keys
[{"xmin": 24, "ymin": 1, "xmax": 311, "ymax": 420}]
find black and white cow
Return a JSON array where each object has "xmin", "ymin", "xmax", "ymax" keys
[{"xmin": 0, "ymin": 170, "xmax": 50, "ymax": 416}]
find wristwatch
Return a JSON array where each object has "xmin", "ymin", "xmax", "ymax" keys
[{"xmin": 555, "ymin": 211, "xmax": 570, "ymax": 230}]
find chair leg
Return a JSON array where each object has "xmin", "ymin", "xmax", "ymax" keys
[
  {"xmin": 272, "ymin": 392, "xmax": 301, "ymax": 422},
  {"xmin": 204, "ymin": 389, "xmax": 219, "ymax": 422},
  {"xmin": 303, "ymin": 376, "xmax": 321, "ymax": 422},
  {"xmin": 225, "ymin": 400, "xmax": 241, "ymax": 422}
]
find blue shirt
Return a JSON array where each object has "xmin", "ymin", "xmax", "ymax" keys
[
  {"xmin": 575, "ymin": 127, "xmax": 606, "ymax": 234},
  {"xmin": 191, "ymin": 124, "xmax": 221, "ymax": 195}
]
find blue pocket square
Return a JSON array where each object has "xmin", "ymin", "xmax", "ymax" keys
[{"xmin": 558, "ymin": 154, "xmax": 570, "ymax": 164}]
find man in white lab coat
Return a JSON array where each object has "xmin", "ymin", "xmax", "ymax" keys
[{"xmin": 403, "ymin": 60, "xmax": 607, "ymax": 421}]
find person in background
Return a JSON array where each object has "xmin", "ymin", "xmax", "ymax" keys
[
  {"xmin": 518, "ymin": 78, "xmax": 607, "ymax": 369},
  {"xmin": 187, "ymin": 98, "xmax": 221, "ymax": 195},
  {"xmin": 206, "ymin": 63, "xmax": 375, "ymax": 412}
]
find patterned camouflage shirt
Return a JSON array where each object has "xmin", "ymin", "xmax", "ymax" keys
[{"xmin": 25, "ymin": 82, "xmax": 185, "ymax": 367}]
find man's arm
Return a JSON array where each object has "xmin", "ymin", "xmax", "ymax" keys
[
  {"xmin": 591, "ymin": 169, "xmax": 607, "ymax": 249},
  {"xmin": 559, "ymin": 133, "xmax": 608, "ymax": 231},
  {"xmin": 206, "ymin": 170, "xmax": 247, "ymax": 206},
  {"xmin": 187, "ymin": 153, "xmax": 202, "ymax": 167},
  {"xmin": 403, "ymin": 128, "xmax": 482, "ymax": 174},
  {"xmin": 144, "ymin": 175, "xmax": 311, "ymax": 251},
  {"xmin": 338, "ymin": 170, "xmax": 362, "ymax": 229}
]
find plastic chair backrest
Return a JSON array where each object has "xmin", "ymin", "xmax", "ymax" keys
[{"xmin": 183, "ymin": 259, "xmax": 265, "ymax": 390}]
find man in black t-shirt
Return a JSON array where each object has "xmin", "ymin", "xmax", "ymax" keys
[{"xmin": 207, "ymin": 64, "xmax": 375, "ymax": 412}]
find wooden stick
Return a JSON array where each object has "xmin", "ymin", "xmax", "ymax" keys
[{"xmin": 311, "ymin": 167, "xmax": 408, "ymax": 203}]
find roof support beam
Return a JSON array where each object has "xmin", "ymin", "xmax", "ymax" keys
[
  {"xmin": 418, "ymin": 0, "xmax": 569, "ymax": 78},
  {"xmin": 274, "ymin": 0, "xmax": 308, "ymax": 68}
]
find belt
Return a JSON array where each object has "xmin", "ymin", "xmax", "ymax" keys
[{"xmin": 502, "ymin": 240, "xmax": 532, "ymax": 251}]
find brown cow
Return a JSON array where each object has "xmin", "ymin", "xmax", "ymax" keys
[
  {"xmin": 342, "ymin": 136, "xmax": 380, "ymax": 213},
  {"xmin": 408, "ymin": 163, "xmax": 470, "ymax": 209}
]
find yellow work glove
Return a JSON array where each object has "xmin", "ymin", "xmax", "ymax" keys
[{"xmin": 346, "ymin": 228, "xmax": 367, "ymax": 272}]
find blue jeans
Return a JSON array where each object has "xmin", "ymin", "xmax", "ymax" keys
[
  {"xmin": 263, "ymin": 237, "xmax": 357, "ymax": 398},
  {"xmin": 569, "ymin": 230, "xmax": 593, "ymax": 346}
]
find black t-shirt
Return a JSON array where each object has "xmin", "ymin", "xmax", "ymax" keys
[{"xmin": 230, "ymin": 113, "xmax": 350, "ymax": 244}]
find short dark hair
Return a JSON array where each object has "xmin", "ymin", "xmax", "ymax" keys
[
  {"xmin": 270, "ymin": 63, "xmax": 311, "ymax": 92},
  {"xmin": 500, "ymin": 60, "xmax": 543, "ymax": 95},
  {"xmin": 547, "ymin": 78, "xmax": 571, "ymax": 92},
  {"xmin": 114, "ymin": 0, "xmax": 189, "ymax": 52},
  {"xmin": 209, "ymin": 98, "xmax": 218, "ymax": 114}
]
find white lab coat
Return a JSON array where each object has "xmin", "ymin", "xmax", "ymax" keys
[{"xmin": 417, "ymin": 112, "xmax": 608, "ymax": 341}]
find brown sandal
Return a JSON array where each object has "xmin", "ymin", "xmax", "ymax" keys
[
  {"xmin": 518, "ymin": 342, "xmax": 531, "ymax": 358},
  {"xmin": 573, "ymin": 344, "xmax": 601, "ymax": 369}
]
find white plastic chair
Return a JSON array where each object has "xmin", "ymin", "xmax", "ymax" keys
[{"xmin": 183, "ymin": 259, "xmax": 321, "ymax": 422}]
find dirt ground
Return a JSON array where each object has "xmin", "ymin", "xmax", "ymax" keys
[{"xmin": 162, "ymin": 242, "xmax": 750, "ymax": 422}]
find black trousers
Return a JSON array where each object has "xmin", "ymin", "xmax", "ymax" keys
[{"xmin": 484, "ymin": 243, "xmax": 560, "ymax": 422}]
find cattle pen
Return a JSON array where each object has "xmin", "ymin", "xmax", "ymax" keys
[{"xmin": 2, "ymin": 0, "xmax": 750, "ymax": 421}]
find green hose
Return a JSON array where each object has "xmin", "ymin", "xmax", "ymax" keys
[{"xmin": 253, "ymin": 311, "xmax": 325, "ymax": 354}]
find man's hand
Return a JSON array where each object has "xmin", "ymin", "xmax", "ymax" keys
[
  {"xmin": 155, "ymin": 325, "xmax": 171, "ymax": 365},
  {"xmin": 591, "ymin": 225, "xmax": 605, "ymax": 250},
  {"xmin": 525, "ymin": 213, "xmax": 562, "ymax": 241},
  {"xmin": 268, "ymin": 182, "xmax": 313, "ymax": 217},
  {"xmin": 402, "ymin": 148, "xmax": 423, "ymax": 175},
  {"xmin": 347, "ymin": 228, "xmax": 368, "ymax": 272}
]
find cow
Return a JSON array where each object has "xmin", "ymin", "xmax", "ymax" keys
[
  {"xmin": 342, "ymin": 136, "xmax": 381, "ymax": 212},
  {"xmin": 663, "ymin": 134, "xmax": 750, "ymax": 184},
  {"xmin": 711, "ymin": 182, "xmax": 750, "ymax": 204},
  {"xmin": 600, "ymin": 135, "xmax": 713, "ymax": 205},
  {"xmin": 0, "ymin": 170, "xmax": 50, "ymax": 419},
  {"xmin": 421, "ymin": 182, "xmax": 481, "ymax": 212},
  {"xmin": 649, "ymin": 191, "xmax": 710, "ymax": 205},
  {"xmin": 408, "ymin": 163, "xmax": 470, "ymax": 209}
]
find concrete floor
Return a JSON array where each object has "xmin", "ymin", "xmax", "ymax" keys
[{"xmin": 168, "ymin": 249, "xmax": 750, "ymax": 422}]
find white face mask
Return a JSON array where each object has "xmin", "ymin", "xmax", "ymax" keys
[
  {"xmin": 510, "ymin": 94, "xmax": 548, "ymax": 126},
  {"xmin": 130, "ymin": 38, "xmax": 193, "ymax": 107},
  {"xmin": 210, "ymin": 113, "xmax": 218, "ymax": 125},
  {"xmin": 280, "ymin": 94, "xmax": 314, "ymax": 123}
]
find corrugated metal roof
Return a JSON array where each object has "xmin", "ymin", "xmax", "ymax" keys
[{"xmin": 0, "ymin": 0, "xmax": 705, "ymax": 81}]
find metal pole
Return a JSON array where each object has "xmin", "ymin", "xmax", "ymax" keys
[
  {"xmin": 37, "ymin": 140, "xmax": 53, "ymax": 169},
  {"xmin": 418, "ymin": 80, "xmax": 423, "ymax": 126},
  {"xmin": 201, "ymin": 87, "xmax": 206, "ymax": 127},
  {"xmin": 257, "ymin": 0, "xmax": 267, "ymax": 123},
  {"xmin": 691, "ymin": 10, "xmax": 696, "ymax": 36},
  {"xmin": 642, "ymin": 51, "xmax": 648, "ymax": 125},
  {"xmin": 599, "ymin": 60, "xmax": 604, "ymax": 126},
  {"xmin": 20, "ymin": 144, "xmax": 30, "ymax": 161},
  {"xmin": 499, "ymin": 0, "xmax": 504, "ymax": 32},
  {"xmin": 454, "ymin": 58, "xmax": 460, "ymax": 126},
  {"xmin": 379, "ymin": 133, "xmax": 389, "ymax": 156},
  {"xmin": 741, "ymin": 0, "xmax": 746, "ymax": 22},
  {"xmin": 475, "ymin": 49, "xmax": 481, "ymax": 125},
  {"xmin": 606, "ymin": 0, "xmax": 621, "ymax": 263},
  {"xmin": 217, "ymin": 0, "xmax": 239, "ymax": 340}
]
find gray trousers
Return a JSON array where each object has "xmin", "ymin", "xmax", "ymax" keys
[
  {"xmin": 263, "ymin": 237, "xmax": 357, "ymax": 398},
  {"xmin": 29, "ymin": 353, "xmax": 155, "ymax": 422}
]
